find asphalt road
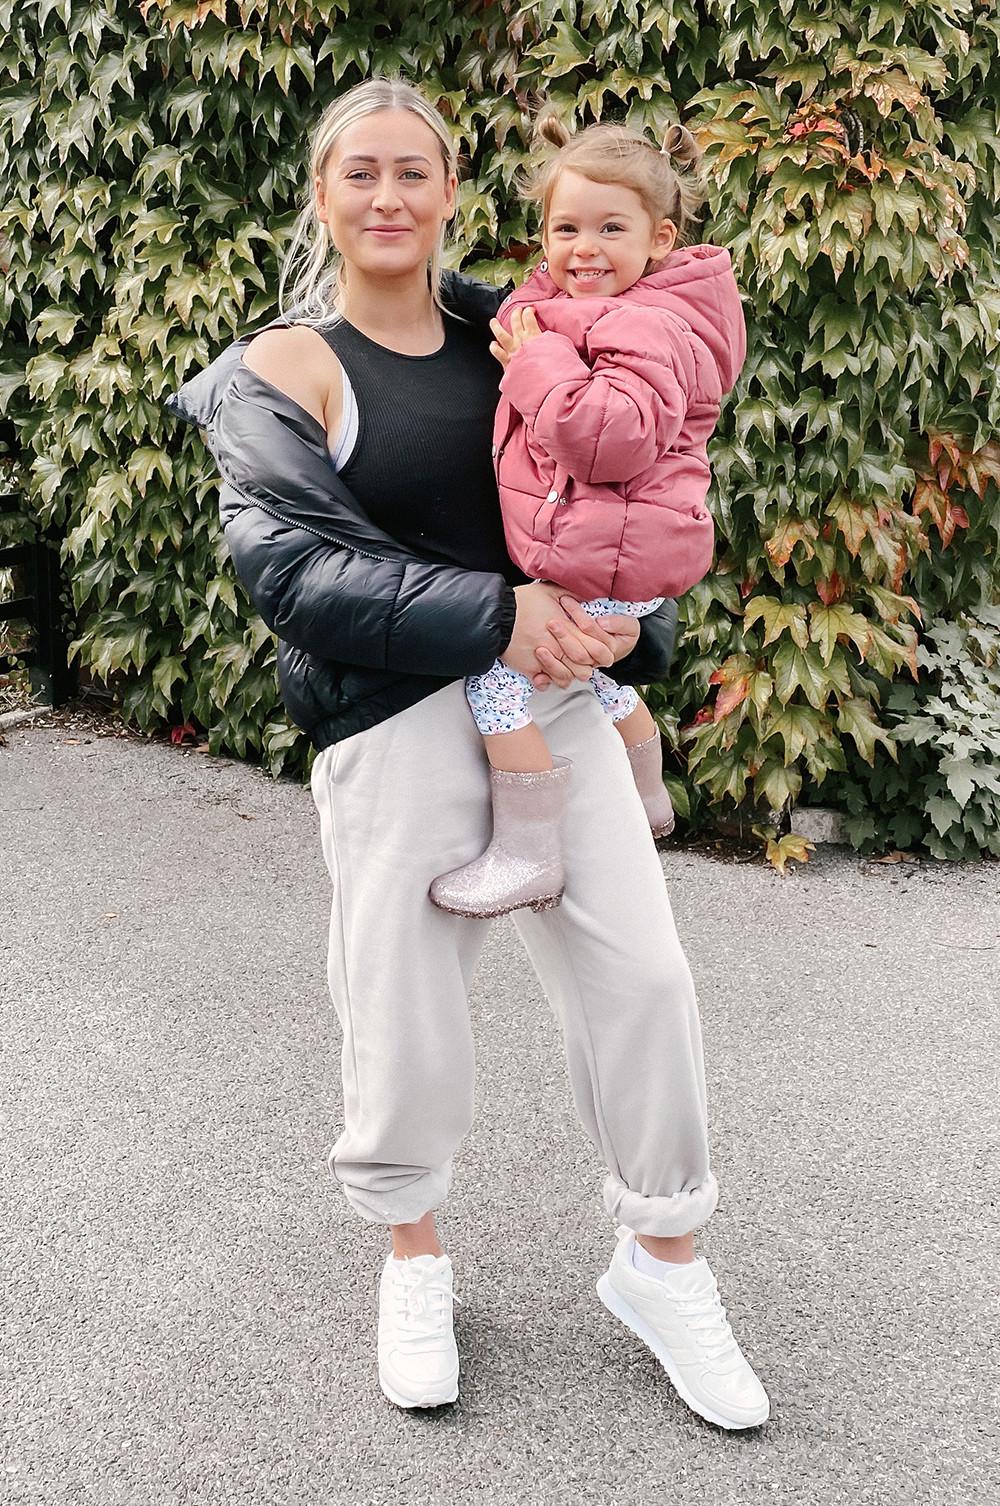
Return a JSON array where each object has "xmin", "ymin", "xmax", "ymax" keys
[{"xmin": 2, "ymin": 723, "xmax": 998, "ymax": 1506}]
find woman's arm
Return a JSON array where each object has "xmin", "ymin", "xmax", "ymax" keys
[
  {"xmin": 240, "ymin": 324, "xmax": 344, "ymax": 440},
  {"xmin": 614, "ymin": 598, "xmax": 679, "ymax": 685},
  {"xmin": 223, "ymin": 500, "xmax": 518, "ymax": 677}
]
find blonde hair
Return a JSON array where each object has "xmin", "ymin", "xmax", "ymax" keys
[
  {"xmin": 524, "ymin": 113, "xmax": 706, "ymax": 248},
  {"xmin": 278, "ymin": 77, "xmax": 458, "ymax": 326}
]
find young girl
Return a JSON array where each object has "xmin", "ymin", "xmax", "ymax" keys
[{"xmin": 430, "ymin": 116, "xmax": 747, "ymax": 920}]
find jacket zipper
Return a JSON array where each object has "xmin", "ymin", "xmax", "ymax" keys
[{"xmin": 225, "ymin": 479, "xmax": 392, "ymax": 564}]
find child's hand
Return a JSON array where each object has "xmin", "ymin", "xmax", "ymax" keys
[{"xmin": 489, "ymin": 307, "xmax": 543, "ymax": 368}]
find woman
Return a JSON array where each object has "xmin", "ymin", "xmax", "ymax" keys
[{"xmin": 167, "ymin": 77, "xmax": 769, "ymax": 1430}]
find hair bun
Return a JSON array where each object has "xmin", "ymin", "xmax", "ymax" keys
[
  {"xmin": 536, "ymin": 111, "xmax": 572, "ymax": 150},
  {"xmin": 662, "ymin": 122, "xmax": 699, "ymax": 166}
]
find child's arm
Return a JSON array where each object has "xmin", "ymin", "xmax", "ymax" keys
[{"xmin": 498, "ymin": 306, "xmax": 697, "ymax": 485}]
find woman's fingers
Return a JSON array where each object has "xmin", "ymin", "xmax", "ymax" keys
[
  {"xmin": 556, "ymin": 594, "xmax": 617, "ymax": 649},
  {"xmin": 534, "ymin": 645, "xmax": 587, "ymax": 687},
  {"xmin": 597, "ymin": 612, "xmax": 642, "ymax": 661},
  {"xmin": 548, "ymin": 616, "xmax": 615, "ymax": 669}
]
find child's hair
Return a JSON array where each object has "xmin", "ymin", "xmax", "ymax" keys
[
  {"xmin": 523, "ymin": 113, "xmax": 706, "ymax": 247},
  {"xmin": 278, "ymin": 76, "xmax": 458, "ymax": 326}
]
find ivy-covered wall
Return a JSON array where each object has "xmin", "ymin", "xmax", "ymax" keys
[{"xmin": 2, "ymin": 1, "xmax": 999, "ymax": 859}]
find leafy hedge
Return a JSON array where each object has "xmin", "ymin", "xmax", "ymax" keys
[{"xmin": 2, "ymin": 0, "xmax": 999, "ymax": 860}]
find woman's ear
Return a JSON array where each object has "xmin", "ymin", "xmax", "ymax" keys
[
  {"xmin": 314, "ymin": 172, "xmax": 326, "ymax": 220},
  {"xmin": 443, "ymin": 170, "xmax": 459, "ymax": 222},
  {"xmin": 648, "ymin": 217, "xmax": 678, "ymax": 263}
]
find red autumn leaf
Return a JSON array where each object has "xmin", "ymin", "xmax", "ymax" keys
[
  {"xmin": 816, "ymin": 572, "xmax": 845, "ymax": 605},
  {"xmin": 913, "ymin": 482, "xmax": 971, "ymax": 548},
  {"xmin": 714, "ymin": 675, "xmax": 751, "ymax": 721},
  {"xmin": 170, "ymin": 721, "xmax": 197, "ymax": 745}
]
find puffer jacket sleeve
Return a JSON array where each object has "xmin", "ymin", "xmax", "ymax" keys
[
  {"xmin": 613, "ymin": 598, "xmax": 678, "ymax": 685},
  {"xmin": 222, "ymin": 500, "xmax": 517, "ymax": 678},
  {"xmin": 498, "ymin": 307, "xmax": 695, "ymax": 484}
]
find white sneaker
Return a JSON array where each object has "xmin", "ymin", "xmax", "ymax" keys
[
  {"xmin": 597, "ymin": 1227, "xmax": 770, "ymax": 1429},
  {"xmin": 377, "ymin": 1252, "xmax": 460, "ymax": 1409}
]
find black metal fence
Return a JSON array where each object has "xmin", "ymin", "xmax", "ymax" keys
[{"xmin": 0, "ymin": 488, "xmax": 76, "ymax": 707}]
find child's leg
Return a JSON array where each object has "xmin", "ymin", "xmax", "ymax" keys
[
  {"xmin": 581, "ymin": 598, "xmax": 674, "ymax": 838},
  {"xmin": 429, "ymin": 660, "xmax": 572, "ymax": 919},
  {"xmin": 581, "ymin": 598, "xmax": 662, "ymax": 747},
  {"xmin": 589, "ymin": 670, "xmax": 657, "ymax": 747},
  {"xmin": 465, "ymin": 661, "xmax": 554, "ymax": 772}
]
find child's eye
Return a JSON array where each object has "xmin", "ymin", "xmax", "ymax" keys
[
  {"xmin": 603, "ymin": 223, "xmax": 625, "ymax": 233},
  {"xmin": 553, "ymin": 223, "xmax": 576, "ymax": 234}
]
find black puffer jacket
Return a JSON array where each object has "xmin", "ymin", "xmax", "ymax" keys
[{"xmin": 165, "ymin": 272, "xmax": 678, "ymax": 751}]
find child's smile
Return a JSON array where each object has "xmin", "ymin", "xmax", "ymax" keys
[{"xmin": 543, "ymin": 169, "xmax": 677, "ymax": 299}]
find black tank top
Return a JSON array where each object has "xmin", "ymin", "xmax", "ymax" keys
[{"xmin": 319, "ymin": 316, "xmax": 521, "ymax": 580}]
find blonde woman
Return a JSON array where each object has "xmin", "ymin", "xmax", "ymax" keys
[{"xmin": 167, "ymin": 77, "xmax": 769, "ymax": 1430}]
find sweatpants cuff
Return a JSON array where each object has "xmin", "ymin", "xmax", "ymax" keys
[
  {"xmin": 603, "ymin": 1170, "xmax": 719, "ymax": 1238},
  {"xmin": 335, "ymin": 1164, "xmax": 452, "ymax": 1228}
]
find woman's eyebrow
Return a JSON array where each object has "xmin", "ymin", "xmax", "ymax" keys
[{"xmin": 341, "ymin": 154, "xmax": 433, "ymax": 166}]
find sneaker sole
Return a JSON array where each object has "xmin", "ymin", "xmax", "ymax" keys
[
  {"xmin": 378, "ymin": 1369, "xmax": 459, "ymax": 1410},
  {"xmin": 596, "ymin": 1274, "xmax": 769, "ymax": 1431}
]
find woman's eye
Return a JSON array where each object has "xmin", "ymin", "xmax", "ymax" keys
[
  {"xmin": 346, "ymin": 170, "xmax": 373, "ymax": 181},
  {"xmin": 401, "ymin": 170, "xmax": 427, "ymax": 180}
]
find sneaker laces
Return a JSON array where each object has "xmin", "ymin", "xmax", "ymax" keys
[
  {"xmin": 669, "ymin": 1276, "xmax": 739, "ymax": 1363},
  {"xmin": 392, "ymin": 1260, "xmax": 462, "ymax": 1345}
]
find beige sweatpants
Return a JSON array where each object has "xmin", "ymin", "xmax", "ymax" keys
[{"xmin": 309, "ymin": 677, "xmax": 719, "ymax": 1238}]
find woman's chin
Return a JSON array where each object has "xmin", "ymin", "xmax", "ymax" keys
[{"xmin": 353, "ymin": 241, "xmax": 434, "ymax": 278}]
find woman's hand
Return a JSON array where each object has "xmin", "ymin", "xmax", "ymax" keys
[
  {"xmin": 503, "ymin": 582, "xmax": 617, "ymax": 688},
  {"xmin": 489, "ymin": 307, "xmax": 543, "ymax": 369},
  {"xmin": 531, "ymin": 602, "xmax": 641, "ymax": 690},
  {"xmin": 593, "ymin": 612, "xmax": 641, "ymax": 664}
]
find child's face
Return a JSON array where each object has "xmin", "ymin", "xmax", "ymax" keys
[{"xmin": 542, "ymin": 169, "xmax": 676, "ymax": 298}]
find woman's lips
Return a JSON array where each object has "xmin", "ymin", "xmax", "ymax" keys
[{"xmin": 366, "ymin": 226, "xmax": 412, "ymax": 236}]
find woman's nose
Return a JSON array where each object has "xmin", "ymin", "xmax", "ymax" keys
[{"xmin": 372, "ymin": 176, "xmax": 403, "ymax": 212}]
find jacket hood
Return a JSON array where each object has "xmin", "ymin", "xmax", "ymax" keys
[{"xmin": 500, "ymin": 244, "xmax": 746, "ymax": 394}]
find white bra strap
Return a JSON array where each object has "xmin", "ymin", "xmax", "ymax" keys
[{"xmin": 328, "ymin": 365, "xmax": 359, "ymax": 471}]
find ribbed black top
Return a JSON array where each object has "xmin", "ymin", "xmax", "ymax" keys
[{"xmin": 319, "ymin": 315, "xmax": 520, "ymax": 580}]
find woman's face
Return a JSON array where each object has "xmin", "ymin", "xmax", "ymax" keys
[{"xmin": 315, "ymin": 109, "xmax": 457, "ymax": 280}]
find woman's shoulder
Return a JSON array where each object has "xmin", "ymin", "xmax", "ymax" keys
[{"xmin": 241, "ymin": 322, "xmax": 342, "ymax": 435}]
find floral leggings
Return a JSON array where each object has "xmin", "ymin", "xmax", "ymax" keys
[{"xmin": 465, "ymin": 596, "xmax": 664, "ymax": 736}]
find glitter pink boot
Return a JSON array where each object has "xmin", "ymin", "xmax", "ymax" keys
[
  {"xmin": 626, "ymin": 733, "xmax": 675, "ymax": 838},
  {"xmin": 429, "ymin": 757, "xmax": 571, "ymax": 919}
]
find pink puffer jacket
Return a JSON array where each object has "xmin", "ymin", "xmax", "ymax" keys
[{"xmin": 493, "ymin": 244, "xmax": 746, "ymax": 601}]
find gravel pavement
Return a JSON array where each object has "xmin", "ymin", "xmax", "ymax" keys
[{"xmin": 2, "ymin": 723, "xmax": 998, "ymax": 1506}]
